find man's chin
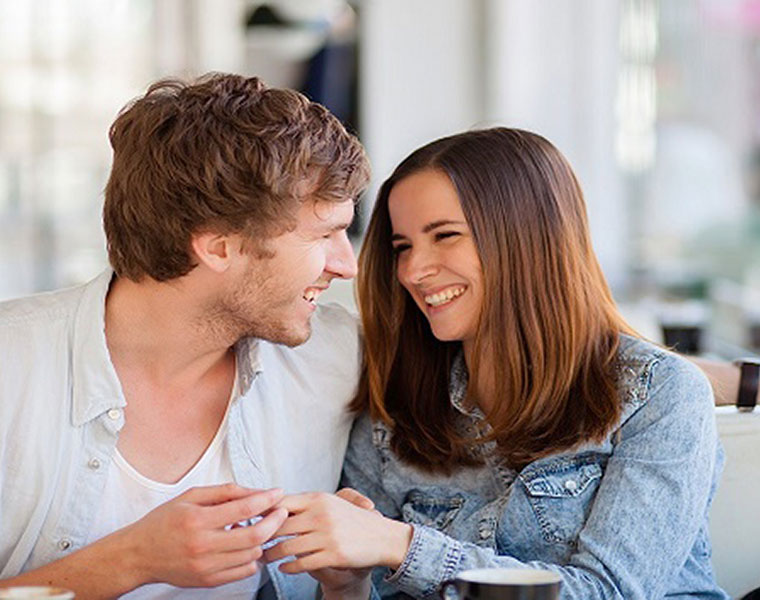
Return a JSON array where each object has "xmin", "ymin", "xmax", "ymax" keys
[
  {"xmin": 278, "ymin": 329, "xmax": 311, "ymax": 347},
  {"xmin": 260, "ymin": 322, "xmax": 312, "ymax": 347}
]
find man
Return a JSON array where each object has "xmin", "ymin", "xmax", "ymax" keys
[{"xmin": 0, "ymin": 73, "xmax": 370, "ymax": 598}]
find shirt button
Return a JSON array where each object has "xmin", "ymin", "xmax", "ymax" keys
[
  {"xmin": 107, "ymin": 408, "xmax": 121, "ymax": 420},
  {"xmin": 58, "ymin": 539, "xmax": 72, "ymax": 551},
  {"xmin": 564, "ymin": 479, "xmax": 578, "ymax": 492},
  {"xmin": 88, "ymin": 458, "xmax": 101, "ymax": 470}
]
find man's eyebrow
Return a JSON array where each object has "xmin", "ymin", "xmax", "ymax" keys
[
  {"xmin": 391, "ymin": 219, "xmax": 466, "ymax": 241},
  {"xmin": 319, "ymin": 219, "xmax": 353, "ymax": 234},
  {"xmin": 330, "ymin": 219, "xmax": 353, "ymax": 232}
]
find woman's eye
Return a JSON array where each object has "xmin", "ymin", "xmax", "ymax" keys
[
  {"xmin": 435, "ymin": 231, "xmax": 460, "ymax": 241},
  {"xmin": 392, "ymin": 244, "xmax": 410, "ymax": 255}
]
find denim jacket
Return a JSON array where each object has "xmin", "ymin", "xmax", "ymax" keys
[{"xmin": 342, "ymin": 335, "xmax": 729, "ymax": 599}]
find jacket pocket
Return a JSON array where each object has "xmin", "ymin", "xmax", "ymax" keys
[
  {"xmin": 519, "ymin": 458, "xmax": 603, "ymax": 545},
  {"xmin": 401, "ymin": 489, "xmax": 465, "ymax": 531}
]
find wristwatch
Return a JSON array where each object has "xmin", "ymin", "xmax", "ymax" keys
[{"xmin": 732, "ymin": 358, "xmax": 760, "ymax": 412}]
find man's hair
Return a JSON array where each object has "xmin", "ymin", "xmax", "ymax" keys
[
  {"xmin": 103, "ymin": 73, "xmax": 370, "ymax": 281},
  {"xmin": 354, "ymin": 127, "xmax": 634, "ymax": 472}
]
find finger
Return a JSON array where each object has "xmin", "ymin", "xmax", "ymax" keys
[
  {"xmin": 210, "ymin": 507, "xmax": 289, "ymax": 551},
  {"xmin": 180, "ymin": 483, "xmax": 260, "ymax": 506},
  {"xmin": 201, "ymin": 560, "xmax": 261, "ymax": 588},
  {"xmin": 205, "ymin": 545, "xmax": 264, "ymax": 572},
  {"xmin": 203, "ymin": 488, "xmax": 285, "ymax": 529},
  {"xmin": 263, "ymin": 532, "xmax": 324, "ymax": 563},
  {"xmin": 336, "ymin": 488, "xmax": 375, "ymax": 511},
  {"xmin": 274, "ymin": 492, "xmax": 328, "ymax": 514},
  {"xmin": 271, "ymin": 511, "xmax": 319, "ymax": 538},
  {"xmin": 278, "ymin": 551, "xmax": 339, "ymax": 574}
]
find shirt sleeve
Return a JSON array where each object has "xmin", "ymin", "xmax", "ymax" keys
[{"xmin": 379, "ymin": 356, "xmax": 725, "ymax": 599}]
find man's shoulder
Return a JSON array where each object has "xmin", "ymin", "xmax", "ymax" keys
[
  {"xmin": 0, "ymin": 283, "xmax": 88, "ymax": 332},
  {"xmin": 310, "ymin": 302, "xmax": 360, "ymax": 338},
  {"xmin": 244, "ymin": 302, "xmax": 360, "ymax": 384}
]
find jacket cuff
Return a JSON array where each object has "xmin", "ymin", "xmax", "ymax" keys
[{"xmin": 384, "ymin": 524, "xmax": 463, "ymax": 597}]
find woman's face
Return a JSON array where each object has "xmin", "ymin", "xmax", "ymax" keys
[{"xmin": 388, "ymin": 169, "xmax": 484, "ymax": 345}]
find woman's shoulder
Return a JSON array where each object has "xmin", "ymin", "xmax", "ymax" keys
[
  {"xmin": 349, "ymin": 411, "xmax": 392, "ymax": 453},
  {"xmin": 614, "ymin": 334, "xmax": 714, "ymax": 428}
]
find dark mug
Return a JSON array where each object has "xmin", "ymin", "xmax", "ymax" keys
[{"xmin": 439, "ymin": 568, "xmax": 561, "ymax": 599}]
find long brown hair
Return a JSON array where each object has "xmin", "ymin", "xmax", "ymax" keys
[{"xmin": 354, "ymin": 128, "xmax": 633, "ymax": 472}]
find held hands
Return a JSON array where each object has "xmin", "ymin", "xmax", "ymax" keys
[
  {"xmin": 264, "ymin": 487, "xmax": 413, "ymax": 576},
  {"xmin": 123, "ymin": 483, "xmax": 287, "ymax": 588}
]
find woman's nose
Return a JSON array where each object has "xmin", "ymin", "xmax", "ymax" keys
[{"xmin": 400, "ymin": 247, "xmax": 439, "ymax": 285}]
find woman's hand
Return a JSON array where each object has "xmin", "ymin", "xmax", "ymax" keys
[
  {"xmin": 264, "ymin": 488, "xmax": 413, "ymax": 576},
  {"xmin": 293, "ymin": 489, "xmax": 375, "ymax": 599}
]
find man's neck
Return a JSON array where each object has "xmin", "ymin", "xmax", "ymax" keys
[{"xmin": 104, "ymin": 275, "xmax": 233, "ymax": 388}]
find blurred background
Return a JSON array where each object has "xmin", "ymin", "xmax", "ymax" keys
[{"xmin": 1, "ymin": 0, "xmax": 760, "ymax": 358}]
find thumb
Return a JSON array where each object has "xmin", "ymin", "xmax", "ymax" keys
[{"xmin": 336, "ymin": 487, "xmax": 375, "ymax": 511}]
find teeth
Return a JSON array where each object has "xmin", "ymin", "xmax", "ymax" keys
[
  {"xmin": 424, "ymin": 287, "xmax": 465, "ymax": 307},
  {"xmin": 303, "ymin": 289, "xmax": 321, "ymax": 304}
]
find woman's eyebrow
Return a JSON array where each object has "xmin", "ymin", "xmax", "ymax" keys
[
  {"xmin": 391, "ymin": 220, "xmax": 466, "ymax": 241},
  {"xmin": 421, "ymin": 219, "xmax": 466, "ymax": 233}
]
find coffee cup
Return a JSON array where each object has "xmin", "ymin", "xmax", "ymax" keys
[
  {"xmin": 440, "ymin": 568, "xmax": 561, "ymax": 599},
  {"xmin": 0, "ymin": 588, "xmax": 75, "ymax": 599}
]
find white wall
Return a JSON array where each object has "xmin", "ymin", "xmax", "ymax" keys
[
  {"xmin": 359, "ymin": 0, "xmax": 628, "ymax": 289},
  {"xmin": 485, "ymin": 0, "xmax": 626, "ymax": 288},
  {"xmin": 359, "ymin": 0, "xmax": 485, "ymax": 194}
]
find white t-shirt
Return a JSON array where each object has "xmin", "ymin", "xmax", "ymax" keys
[
  {"xmin": 0, "ymin": 269, "xmax": 360, "ymax": 599},
  {"xmin": 87, "ymin": 375, "xmax": 264, "ymax": 598}
]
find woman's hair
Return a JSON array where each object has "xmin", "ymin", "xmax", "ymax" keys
[
  {"xmin": 104, "ymin": 73, "xmax": 369, "ymax": 282},
  {"xmin": 354, "ymin": 127, "xmax": 633, "ymax": 472}
]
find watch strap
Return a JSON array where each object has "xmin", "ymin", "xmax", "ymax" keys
[{"xmin": 735, "ymin": 360, "xmax": 760, "ymax": 411}]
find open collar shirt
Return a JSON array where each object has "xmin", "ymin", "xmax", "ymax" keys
[{"xmin": 0, "ymin": 269, "xmax": 361, "ymax": 599}]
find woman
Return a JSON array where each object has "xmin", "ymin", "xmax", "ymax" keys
[{"xmin": 266, "ymin": 128, "xmax": 728, "ymax": 599}]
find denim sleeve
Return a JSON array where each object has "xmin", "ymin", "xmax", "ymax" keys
[{"xmin": 385, "ymin": 355, "xmax": 723, "ymax": 599}]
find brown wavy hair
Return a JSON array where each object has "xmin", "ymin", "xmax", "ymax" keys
[
  {"xmin": 353, "ymin": 128, "xmax": 633, "ymax": 472},
  {"xmin": 104, "ymin": 73, "xmax": 370, "ymax": 281}
]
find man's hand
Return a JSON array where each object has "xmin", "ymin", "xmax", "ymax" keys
[
  {"xmin": 124, "ymin": 483, "xmax": 287, "ymax": 588},
  {"xmin": 0, "ymin": 484, "xmax": 288, "ymax": 599}
]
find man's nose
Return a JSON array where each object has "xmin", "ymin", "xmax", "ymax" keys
[{"xmin": 329, "ymin": 232, "xmax": 358, "ymax": 279}]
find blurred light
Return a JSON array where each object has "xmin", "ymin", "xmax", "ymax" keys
[{"xmin": 616, "ymin": 0, "xmax": 659, "ymax": 173}]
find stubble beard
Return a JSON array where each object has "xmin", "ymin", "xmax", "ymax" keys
[{"xmin": 203, "ymin": 269, "xmax": 312, "ymax": 348}]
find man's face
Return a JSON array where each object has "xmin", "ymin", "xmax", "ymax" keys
[{"xmin": 219, "ymin": 198, "xmax": 357, "ymax": 346}]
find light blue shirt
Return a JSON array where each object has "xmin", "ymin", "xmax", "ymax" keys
[
  {"xmin": 0, "ymin": 270, "xmax": 361, "ymax": 599},
  {"xmin": 343, "ymin": 336, "xmax": 730, "ymax": 599}
]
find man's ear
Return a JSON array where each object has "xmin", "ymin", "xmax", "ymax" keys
[{"xmin": 190, "ymin": 232, "xmax": 237, "ymax": 273}]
